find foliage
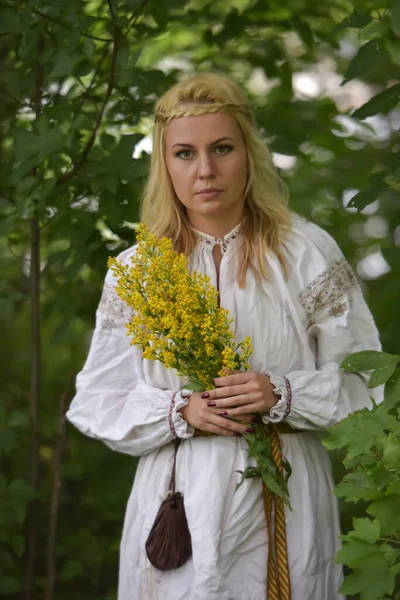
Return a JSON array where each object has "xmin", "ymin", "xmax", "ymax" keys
[
  {"xmin": 0, "ymin": 0, "xmax": 399, "ymax": 597},
  {"xmin": 325, "ymin": 351, "xmax": 400, "ymax": 599}
]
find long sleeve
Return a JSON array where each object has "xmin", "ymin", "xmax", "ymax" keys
[
  {"xmin": 66, "ymin": 249, "xmax": 194, "ymax": 456},
  {"xmin": 263, "ymin": 219, "xmax": 382, "ymax": 431}
]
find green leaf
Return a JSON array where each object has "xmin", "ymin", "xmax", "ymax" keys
[
  {"xmin": 359, "ymin": 18, "xmax": 390, "ymax": 40},
  {"xmin": 14, "ymin": 128, "xmax": 39, "ymax": 163},
  {"xmin": 380, "ymin": 434, "xmax": 400, "ymax": 469},
  {"xmin": 217, "ymin": 8, "xmax": 245, "ymax": 43},
  {"xmin": 324, "ymin": 410, "xmax": 380, "ymax": 453},
  {"xmin": 384, "ymin": 368, "xmax": 400, "ymax": 409},
  {"xmin": 368, "ymin": 495, "xmax": 400, "ymax": 535},
  {"xmin": 335, "ymin": 470, "xmax": 383, "ymax": 502},
  {"xmin": 341, "ymin": 351, "xmax": 400, "ymax": 387},
  {"xmin": 352, "ymin": 84, "xmax": 400, "ymax": 119},
  {"xmin": 38, "ymin": 128, "xmax": 66, "ymax": 161},
  {"xmin": 341, "ymin": 39, "xmax": 381, "ymax": 85},
  {"xmin": 0, "ymin": 429, "xmax": 19, "ymax": 453},
  {"xmin": 340, "ymin": 556, "xmax": 395, "ymax": 600},
  {"xmin": 369, "ymin": 362, "xmax": 399, "ymax": 388},
  {"xmin": 261, "ymin": 472, "xmax": 284, "ymax": 498},
  {"xmin": 341, "ymin": 350, "xmax": 392, "ymax": 372},
  {"xmin": 8, "ymin": 410, "xmax": 30, "ymax": 428},
  {"xmin": 336, "ymin": 12, "xmax": 372, "ymax": 31},
  {"xmin": 349, "ymin": 517, "xmax": 380, "ymax": 543},
  {"xmin": 0, "ymin": 576, "xmax": 22, "ymax": 594},
  {"xmin": 49, "ymin": 51, "xmax": 81, "ymax": 78},
  {"xmin": 386, "ymin": 38, "xmax": 400, "ymax": 65},
  {"xmin": 185, "ymin": 380, "xmax": 206, "ymax": 392},
  {"xmin": 150, "ymin": 0, "xmax": 168, "ymax": 29},
  {"xmin": 336, "ymin": 538, "xmax": 378, "ymax": 567},
  {"xmin": 392, "ymin": 0, "xmax": 400, "ymax": 35},
  {"xmin": 9, "ymin": 533, "xmax": 25, "ymax": 557},
  {"xmin": 59, "ymin": 559, "xmax": 84, "ymax": 581},
  {"xmin": 346, "ymin": 181, "xmax": 387, "ymax": 211}
]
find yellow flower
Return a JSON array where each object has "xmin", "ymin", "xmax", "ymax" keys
[{"xmin": 108, "ymin": 224, "xmax": 253, "ymax": 390}]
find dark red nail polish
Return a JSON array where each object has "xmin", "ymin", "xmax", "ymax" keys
[
  {"xmin": 201, "ymin": 392, "xmax": 210, "ymax": 399},
  {"xmin": 245, "ymin": 427, "xmax": 254, "ymax": 434},
  {"xmin": 250, "ymin": 416, "xmax": 257, "ymax": 423},
  {"xmin": 207, "ymin": 401, "xmax": 216, "ymax": 407},
  {"xmin": 218, "ymin": 411, "xmax": 228, "ymax": 416}
]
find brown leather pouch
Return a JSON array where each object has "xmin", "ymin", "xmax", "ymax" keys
[{"xmin": 145, "ymin": 438, "xmax": 192, "ymax": 570}]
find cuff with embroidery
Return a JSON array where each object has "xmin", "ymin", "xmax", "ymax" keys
[
  {"xmin": 262, "ymin": 373, "xmax": 292, "ymax": 424},
  {"xmin": 169, "ymin": 390, "xmax": 195, "ymax": 439}
]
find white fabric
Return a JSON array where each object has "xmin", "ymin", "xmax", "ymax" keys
[{"xmin": 66, "ymin": 214, "xmax": 381, "ymax": 600}]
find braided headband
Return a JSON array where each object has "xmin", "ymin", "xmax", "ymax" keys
[{"xmin": 154, "ymin": 103, "xmax": 251, "ymax": 125}]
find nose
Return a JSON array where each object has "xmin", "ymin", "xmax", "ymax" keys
[{"xmin": 197, "ymin": 152, "xmax": 216, "ymax": 180}]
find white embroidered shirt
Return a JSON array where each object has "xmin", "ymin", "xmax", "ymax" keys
[{"xmin": 66, "ymin": 214, "xmax": 381, "ymax": 600}]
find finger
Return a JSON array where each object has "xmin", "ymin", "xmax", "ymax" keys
[
  {"xmin": 213, "ymin": 372, "xmax": 251, "ymax": 387},
  {"xmin": 221, "ymin": 403, "xmax": 266, "ymax": 417},
  {"xmin": 217, "ymin": 412, "xmax": 257, "ymax": 424},
  {"xmin": 205, "ymin": 413, "xmax": 253, "ymax": 436},
  {"xmin": 207, "ymin": 383, "xmax": 252, "ymax": 401},
  {"xmin": 209, "ymin": 393, "xmax": 259, "ymax": 410}
]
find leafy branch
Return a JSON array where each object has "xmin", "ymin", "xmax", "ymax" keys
[
  {"xmin": 325, "ymin": 350, "xmax": 400, "ymax": 599},
  {"xmin": 32, "ymin": 8, "xmax": 113, "ymax": 43},
  {"xmin": 0, "ymin": 2, "xmax": 113, "ymax": 42},
  {"xmin": 107, "ymin": 0, "xmax": 116, "ymax": 23},
  {"xmin": 24, "ymin": 34, "xmax": 45, "ymax": 600},
  {"xmin": 45, "ymin": 375, "xmax": 74, "ymax": 600},
  {"xmin": 56, "ymin": 26, "xmax": 121, "ymax": 186}
]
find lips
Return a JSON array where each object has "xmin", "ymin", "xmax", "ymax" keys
[{"xmin": 196, "ymin": 188, "xmax": 223, "ymax": 194}]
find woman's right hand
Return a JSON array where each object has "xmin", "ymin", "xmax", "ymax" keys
[{"xmin": 179, "ymin": 392, "xmax": 255, "ymax": 437}]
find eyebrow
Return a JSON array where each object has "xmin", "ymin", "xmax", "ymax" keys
[{"xmin": 170, "ymin": 136, "xmax": 236, "ymax": 149}]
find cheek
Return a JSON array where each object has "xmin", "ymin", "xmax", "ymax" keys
[
  {"xmin": 166, "ymin": 160, "xmax": 192, "ymax": 201},
  {"xmin": 230, "ymin": 153, "xmax": 248, "ymax": 184}
]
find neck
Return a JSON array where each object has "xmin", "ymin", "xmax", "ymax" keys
[{"xmin": 187, "ymin": 211, "xmax": 243, "ymax": 239}]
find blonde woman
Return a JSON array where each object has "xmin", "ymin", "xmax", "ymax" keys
[{"xmin": 67, "ymin": 73, "xmax": 381, "ymax": 600}]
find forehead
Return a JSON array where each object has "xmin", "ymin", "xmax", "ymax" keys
[{"xmin": 165, "ymin": 111, "xmax": 243, "ymax": 146}]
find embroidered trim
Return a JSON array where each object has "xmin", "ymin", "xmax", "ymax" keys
[
  {"xmin": 169, "ymin": 392, "xmax": 178, "ymax": 438},
  {"xmin": 298, "ymin": 258, "xmax": 357, "ymax": 326},
  {"xmin": 194, "ymin": 224, "xmax": 241, "ymax": 254},
  {"xmin": 328, "ymin": 302, "xmax": 348, "ymax": 318},
  {"xmin": 98, "ymin": 282, "xmax": 134, "ymax": 330},
  {"xmin": 283, "ymin": 377, "xmax": 292, "ymax": 419}
]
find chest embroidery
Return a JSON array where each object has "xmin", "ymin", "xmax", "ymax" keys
[
  {"xmin": 298, "ymin": 258, "xmax": 357, "ymax": 326},
  {"xmin": 98, "ymin": 282, "xmax": 134, "ymax": 330}
]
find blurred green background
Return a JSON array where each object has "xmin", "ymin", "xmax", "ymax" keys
[{"xmin": 1, "ymin": 0, "xmax": 399, "ymax": 598}]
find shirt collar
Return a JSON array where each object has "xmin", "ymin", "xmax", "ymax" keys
[{"xmin": 192, "ymin": 223, "xmax": 241, "ymax": 247}]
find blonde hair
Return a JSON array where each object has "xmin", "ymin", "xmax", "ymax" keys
[{"xmin": 140, "ymin": 72, "xmax": 291, "ymax": 286}]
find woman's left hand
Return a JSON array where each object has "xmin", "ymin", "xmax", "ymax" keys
[{"xmin": 203, "ymin": 370, "xmax": 280, "ymax": 416}]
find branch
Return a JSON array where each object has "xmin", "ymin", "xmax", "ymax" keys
[
  {"xmin": 76, "ymin": 76, "xmax": 90, "ymax": 92},
  {"xmin": 0, "ymin": 2, "xmax": 113, "ymax": 41},
  {"xmin": 32, "ymin": 8, "xmax": 113, "ymax": 42},
  {"xmin": 56, "ymin": 27, "xmax": 121, "ymax": 186},
  {"xmin": 126, "ymin": 0, "xmax": 149, "ymax": 36},
  {"xmin": 107, "ymin": 0, "xmax": 116, "ymax": 22},
  {"xmin": 24, "ymin": 35, "xmax": 44, "ymax": 600},
  {"xmin": 45, "ymin": 375, "xmax": 74, "ymax": 600},
  {"xmin": 379, "ymin": 536, "xmax": 400, "ymax": 546},
  {"xmin": 0, "ymin": 89, "xmax": 35, "ymax": 110}
]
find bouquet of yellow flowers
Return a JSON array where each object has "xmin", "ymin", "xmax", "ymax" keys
[{"xmin": 108, "ymin": 224, "xmax": 291, "ymax": 507}]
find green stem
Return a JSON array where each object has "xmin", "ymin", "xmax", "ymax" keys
[{"xmin": 379, "ymin": 536, "xmax": 400, "ymax": 546}]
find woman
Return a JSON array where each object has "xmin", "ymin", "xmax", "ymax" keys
[{"xmin": 67, "ymin": 72, "xmax": 381, "ymax": 600}]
